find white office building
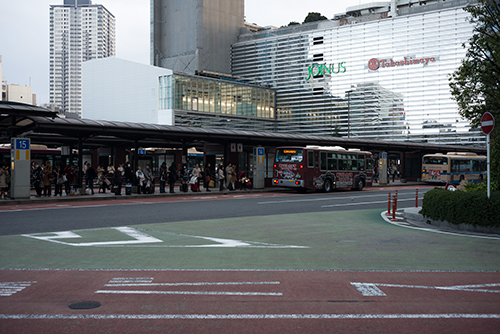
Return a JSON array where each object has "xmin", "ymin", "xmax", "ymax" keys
[{"xmin": 49, "ymin": 0, "xmax": 115, "ymax": 118}]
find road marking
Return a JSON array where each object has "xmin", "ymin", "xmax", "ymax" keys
[
  {"xmin": 22, "ymin": 226, "xmax": 308, "ymax": 248},
  {"xmin": 105, "ymin": 281, "xmax": 281, "ymax": 287},
  {"xmin": 95, "ymin": 290, "xmax": 283, "ymax": 296},
  {"xmin": 0, "ymin": 281, "xmax": 36, "ymax": 297},
  {"xmin": 350, "ymin": 283, "xmax": 387, "ymax": 296},
  {"xmin": 22, "ymin": 227, "xmax": 163, "ymax": 247},
  {"xmin": 352, "ymin": 282, "xmax": 500, "ymax": 296},
  {"xmin": 2, "ymin": 313, "xmax": 499, "ymax": 320},
  {"xmin": 381, "ymin": 211, "xmax": 500, "ymax": 240}
]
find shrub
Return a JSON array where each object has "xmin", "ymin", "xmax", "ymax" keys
[{"xmin": 420, "ymin": 188, "xmax": 500, "ymax": 226}]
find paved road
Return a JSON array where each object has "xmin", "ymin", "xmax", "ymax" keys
[{"xmin": 0, "ymin": 187, "xmax": 430, "ymax": 236}]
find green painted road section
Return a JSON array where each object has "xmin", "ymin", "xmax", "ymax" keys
[{"xmin": 1, "ymin": 209, "xmax": 499, "ymax": 271}]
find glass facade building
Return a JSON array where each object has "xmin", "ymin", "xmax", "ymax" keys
[
  {"xmin": 231, "ymin": 0, "xmax": 483, "ymax": 145},
  {"xmin": 158, "ymin": 73, "xmax": 276, "ymax": 131}
]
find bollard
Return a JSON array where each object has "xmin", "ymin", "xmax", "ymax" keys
[
  {"xmin": 394, "ymin": 190, "xmax": 398, "ymax": 213},
  {"xmin": 415, "ymin": 188, "xmax": 419, "ymax": 208},
  {"xmin": 386, "ymin": 192, "xmax": 392, "ymax": 216},
  {"xmin": 391, "ymin": 194, "xmax": 398, "ymax": 221}
]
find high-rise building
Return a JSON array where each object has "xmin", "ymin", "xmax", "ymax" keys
[
  {"xmin": 49, "ymin": 0, "xmax": 115, "ymax": 118},
  {"xmin": 151, "ymin": 0, "xmax": 244, "ymax": 75}
]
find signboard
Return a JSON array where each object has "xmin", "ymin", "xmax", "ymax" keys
[
  {"xmin": 11, "ymin": 138, "xmax": 30, "ymax": 162},
  {"xmin": 481, "ymin": 112, "xmax": 495, "ymax": 135},
  {"xmin": 367, "ymin": 56, "xmax": 436, "ymax": 71},
  {"xmin": 306, "ymin": 62, "xmax": 346, "ymax": 80}
]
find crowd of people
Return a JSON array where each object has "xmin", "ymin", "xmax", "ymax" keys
[{"xmin": 21, "ymin": 160, "xmax": 252, "ymax": 197}]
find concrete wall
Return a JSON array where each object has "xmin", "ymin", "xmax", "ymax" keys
[
  {"xmin": 151, "ymin": 0, "xmax": 244, "ymax": 75},
  {"xmin": 82, "ymin": 57, "xmax": 173, "ymax": 125}
]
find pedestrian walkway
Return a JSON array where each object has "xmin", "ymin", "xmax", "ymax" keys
[{"xmin": 0, "ymin": 180, "xmax": 428, "ymax": 205}]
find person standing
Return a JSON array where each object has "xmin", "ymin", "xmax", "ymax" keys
[
  {"xmin": 42, "ymin": 160, "xmax": 53, "ymax": 197},
  {"xmin": 204, "ymin": 163, "xmax": 213, "ymax": 192},
  {"xmin": 168, "ymin": 161, "xmax": 177, "ymax": 193},
  {"xmin": 144, "ymin": 164, "xmax": 153, "ymax": 194},
  {"xmin": 159, "ymin": 162, "xmax": 167, "ymax": 193},
  {"xmin": 0, "ymin": 164, "xmax": 9, "ymax": 200},
  {"xmin": 226, "ymin": 163, "xmax": 235, "ymax": 191},
  {"xmin": 191, "ymin": 163, "xmax": 202, "ymax": 192},
  {"xmin": 136, "ymin": 166, "xmax": 145, "ymax": 194},
  {"xmin": 54, "ymin": 163, "xmax": 64, "ymax": 196},
  {"xmin": 64, "ymin": 164, "xmax": 74, "ymax": 195},
  {"xmin": 33, "ymin": 162, "xmax": 43, "ymax": 197},
  {"xmin": 218, "ymin": 164, "xmax": 225, "ymax": 191},
  {"xmin": 86, "ymin": 164, "xmax": 97, "ymax": 195}
]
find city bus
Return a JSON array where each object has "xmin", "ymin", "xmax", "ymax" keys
[
  {"xmin": 421, "ymin": 152, "xmax": 487, "ymax": 184},
  {"xmin": 272, "ymin": 146, "xmax": 374, "ymax": 192}
]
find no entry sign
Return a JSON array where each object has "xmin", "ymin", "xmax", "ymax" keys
[{"xmin": 481, "ymin": 112, "xmax": 495, "ymax": 135}]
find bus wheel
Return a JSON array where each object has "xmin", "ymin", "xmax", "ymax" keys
[
  {"xmin": 324, "ymin": 179, "xmax": 333, "ymax": 192},
  {"xmin": 459, "ymin": 175, "xmax": 465, "ymax": 182},
  {"xmin": 296, "ymin": 187, "xmax": 307, "ymax": 194},
  {"xmin": 355, "ymin": 179, "xmax": 364, "ymax": 191},
  {"xmin": 479, "ymin": 174, "xmax": 484, "ymax": 182}
]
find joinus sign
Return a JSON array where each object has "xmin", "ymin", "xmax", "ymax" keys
[
  {"xmin": 367, "ymin": 56, "xmax": 436, "ymax": 71},
  {"xmin": 306, "ymin": 62, "xmax": 346, "ymax": 80}
]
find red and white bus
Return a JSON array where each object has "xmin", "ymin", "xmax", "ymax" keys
[{"xmin": 272, "ymin": 146, "xmax": 374, "ymax": 192}]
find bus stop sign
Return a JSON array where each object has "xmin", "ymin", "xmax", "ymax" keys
[{"xmin": 481, "ymin": 112, "xmax": 495, "ymax": 135}]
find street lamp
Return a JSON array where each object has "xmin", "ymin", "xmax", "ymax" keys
[{"xmin": 345, "ymin": 90, "xmax": 353, "ymax": 138}]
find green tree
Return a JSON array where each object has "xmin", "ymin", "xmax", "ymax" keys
[
  {"xmin": 303, "ymin": 12, "xmax": 327, "ymax": 24},
  {"xmin": 449, "ymin": 0, "xmax": 500, "ymax": 190},
  {"xmin": 287, "ymin": 21, "xmax": 300, "ymax": 26}
]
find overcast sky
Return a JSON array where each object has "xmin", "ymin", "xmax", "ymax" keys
[{"xmin": 0, "ymin": 0, "xmax": 365, "ymax": 105}]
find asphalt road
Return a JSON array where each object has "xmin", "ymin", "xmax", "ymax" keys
[{"xmin": 1, "ymin": 187, "xmax": 430, "ymax": 236}]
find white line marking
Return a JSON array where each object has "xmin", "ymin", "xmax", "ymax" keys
[
  {"xmin": 381, "ymin": 211, "xmax": 500, "ymax": 240},
  {"xmin": 351, "ymin": 282, "xmax": 500, "ymax": 296},
  {"xmin": 105, "ymin": 281, "xmax": 281, "ymax": 287},
  {"xmin": 95, "ymin": 290, "xmax": 283, "ymax": 296},
  {"xmin": 0, "ymin": 281, "xmax": 36, "ymax": 297},
  {"xmin": 22, "ymin": 227, "xmax": 163, "ymax": 247},
  {"xmin": 350, "ymin": 283, "xmax": 387, "ymax": 296},
  {"xmin": 1, "ymin": 314, "xmax": 499, "ymax": 320},
  {"xmin": 22, "ymin": 227, "xmax": 309, "ymax": 248}
]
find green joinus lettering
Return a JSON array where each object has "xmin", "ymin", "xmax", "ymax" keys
[{"xmin": 306, "ymin": 62, "xmax": 346, "ymax": 80}]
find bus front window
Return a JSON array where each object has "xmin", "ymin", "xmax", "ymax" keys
[{"xmin": 276, "ymin": 149, "xmax": 303, "ymax": 163}]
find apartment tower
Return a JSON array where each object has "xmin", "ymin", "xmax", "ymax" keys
[{"xmin": 49, "ymin": 0, "xmax": 115, "ymax": 118}]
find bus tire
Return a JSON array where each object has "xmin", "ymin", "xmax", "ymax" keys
[
  {"xmin": 324, "ymin": 179, "xmax": 333, "ymax": 192},
  {"xmin": 479, "ymin": 174, "xmax": 484, "ymax": 182},
  {"xmin": 354, "ymin": 179, "xmax": 364, "ymax": 191},
  {"xmin": 296, "ymin": 187, "xmax": 307, "ymax": 194},
  {"xmin": 459, "ymin": 175, "xmax": 465, "ymax": 182}
]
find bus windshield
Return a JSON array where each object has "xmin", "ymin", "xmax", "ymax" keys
[
  {"xmin": 275, "ymin": 149, "xmax": 303, "ymax": 163},
  {"xmin": 423, "ymin": 156, "xmax": 448, "ymax": 165}
]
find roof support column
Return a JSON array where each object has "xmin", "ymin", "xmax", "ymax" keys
[
  {"xmin": 134, "ymin": 139, "xmax": 139, "ymax": 172},
  {"xmin": 78, "ymin": 136, "xmax": 83, "ymax": 189}
]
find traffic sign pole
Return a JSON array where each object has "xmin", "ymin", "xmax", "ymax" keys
[
  {"xmin": 487, "ymin": 133, "xmax": 490, "ymax": 199},
  {"xmin": 481, "ymin": 112, "xmax": 495, "ymax": 199}
]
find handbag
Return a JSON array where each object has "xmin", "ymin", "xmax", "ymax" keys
[
  {"xmin": 189, "ymin": 176, "xmax": 197, "ymax": 185},
  {"xmin": 208, "ymin": 180, "xmax": 215, "ymax": 188},
  {"xmin": 205, "ymin": 176, "xmax": 211, "ymax": 182}
]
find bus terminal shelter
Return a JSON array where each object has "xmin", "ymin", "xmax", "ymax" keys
[{"xmin": 1, "ymin": 101, "xmax": 486, "ymax": 193}]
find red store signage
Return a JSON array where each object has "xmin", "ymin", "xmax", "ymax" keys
[{"xmin": 368, "ymin": 56, "xmax": 436, "ymax": 71}]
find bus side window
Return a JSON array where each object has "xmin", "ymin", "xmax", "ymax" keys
[
  {"xmin": 328, "ymin": 159, "xmax": 338, "ymax": 170},
  {"xmin": 315, "ymin": 152, "xmax": 319, "ymax": 168},
  {"xmin": 320, "ymin": 152, "xmax": 327, "ymax": 171},
  {"xmin": 358, "ymin": 159, "xmax": 365, "ymax": 171},
  {"xmin": 366, "ymin": 158, "xmax": 374, "ymax": 172},
  {"xmin": 451, "ymin": 160, "xmax": 458, "ymax": 173},
  {"xmin": 308, "ymin": 151, "xmax": 314, "ymax": 168}
]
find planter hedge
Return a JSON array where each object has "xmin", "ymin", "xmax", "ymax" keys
[{"xmin": 419, "ymin": 188, "xmax": 500, "ymax": 227}]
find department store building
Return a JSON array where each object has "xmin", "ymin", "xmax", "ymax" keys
[{"xmin": 231, "ymin": 0, "xmax": 482, "ymax": 146}]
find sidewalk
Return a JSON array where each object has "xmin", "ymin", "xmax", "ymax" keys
[{"xmin": 0, "ymin": 179, "xmax": 428, "ymax": 205}]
